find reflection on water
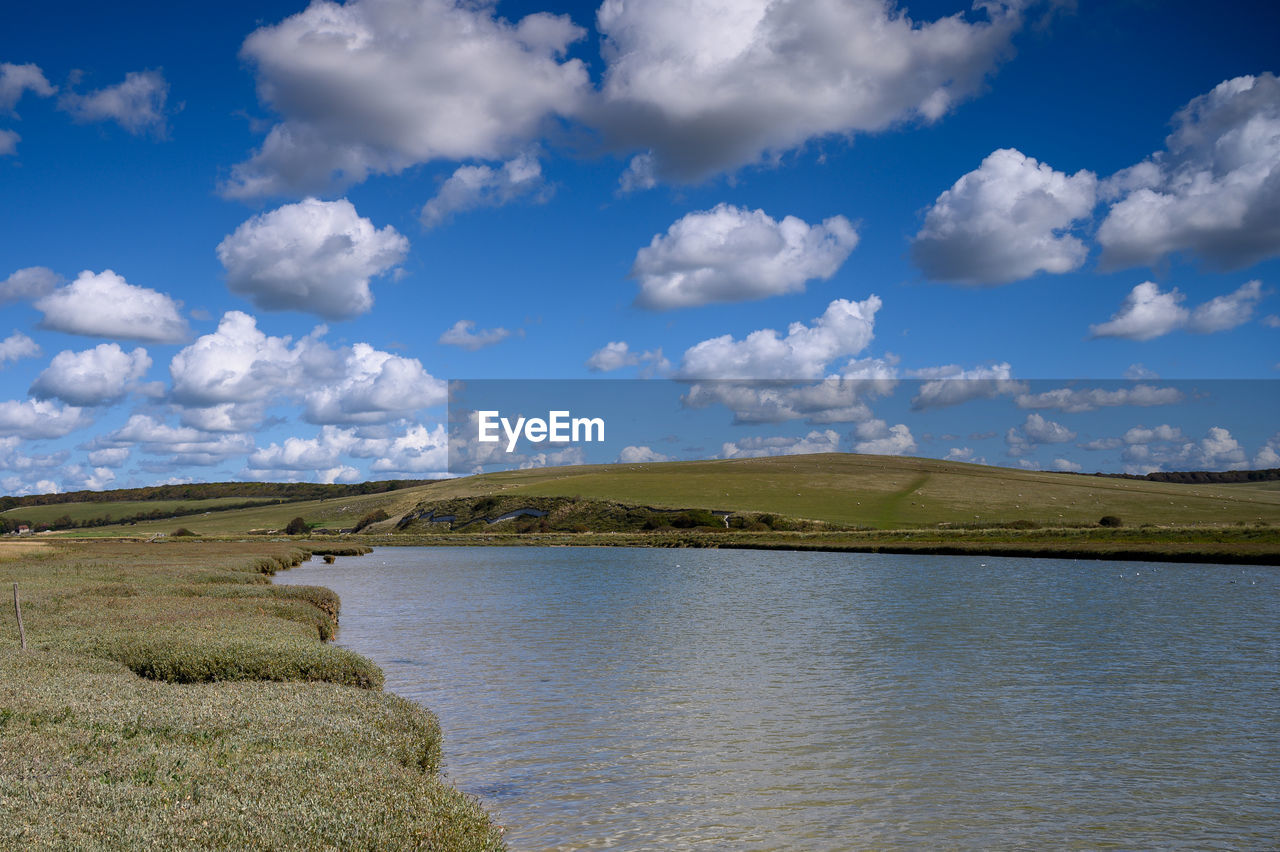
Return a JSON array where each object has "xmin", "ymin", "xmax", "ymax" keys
[{"xmin": 278, "ymin": 548, "xmax": 1279, "ymax": 850}]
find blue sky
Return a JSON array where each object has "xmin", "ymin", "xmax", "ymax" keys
[{"xmin": 1, "ymin": 0, "xmax": 1278, "ymax": 492}]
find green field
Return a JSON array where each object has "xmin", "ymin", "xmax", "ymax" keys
[
  {"xmin": 1, "ymin": 496, "xmax": 282, "ymax": 526},
  {"xmin": 0, "ymin": 540, "xmax": 504, "ymax": 849},
  {"xmin": 41, "ymin": 454, "xmax": 1280, "ymax": 540}
]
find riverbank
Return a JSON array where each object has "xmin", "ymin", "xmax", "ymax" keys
[
  {"xmin": 349, "ymin": 524, "xmax": 1280, "ymax": 565},
  {"xmin": 0, "ymin": 540, "xmax": 505, "ymax": 849}
]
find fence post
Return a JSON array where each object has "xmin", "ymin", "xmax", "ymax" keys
[{"xmin": 12, "ymin": 582, "xmax": 25, "ymax": 651}]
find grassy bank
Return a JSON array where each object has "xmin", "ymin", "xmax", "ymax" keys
[
  {"xmin": 0, "ymin": 540, "xmax": 504, "ymax": 849},
  {"xmin": 358, "ymin": 524, "xmax": 1280, "ymax": 565}
]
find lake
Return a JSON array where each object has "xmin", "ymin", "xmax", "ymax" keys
[{"xmin": 277, "ymin": 547, "xmax": 1279, "ymax": 850}]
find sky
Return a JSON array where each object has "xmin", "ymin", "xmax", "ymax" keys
[{"xmin": 1, "ymin": 0, "xmax": 1278, "ymax": 493}]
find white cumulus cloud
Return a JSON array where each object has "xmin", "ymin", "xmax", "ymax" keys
[
  {"xmin": 0, "ymin": 130, "xmax": 18, "ymax": 157},
  {"xmin": 439, "ymin": 320, "xmax": 512, "ymax": 351},
  {"xmin": 911, "ymin": 148, "xmax": 1097, "ymax": 285},
  {"xmin": 853, "ymin": 420, "xmax": 917, "ymax": 456},
  {"xmin": 720, "ymin": 429, "xmax": 841, "ymax": 459},
  {"xmin": 1, "ymin": 266, "xmax": 60, "ymax": 304},
  {"xmin": 678, "ymin": 296, "xmax": 880, "ymax": 379},
  {"xmin": 909, "ymin": 362, "xmax": 1025, "ymax": 410},
  {"xmin": 1015, "ymin": 384, "xmax": 1184, "ymax": 413},
  {"xmin": 35, "ymin": 269, "xmax": 189, "ymax": 343},
  {"xmin": 0, "ymin": 62, "xmax": 56, "ymax": 111},
  {"xmin": 0, "ymin": 332, "xmax": 40, "ymax": 365},
  {"xmin": 632, "ymin": 204, "xmax": 858, "ymax": 309},
  {"xmin": 224, "ymin": 0, "xmax": 588, "ymax": 197},
  {"xmin": 169, "ymin": 311, "xmax": 444, "ymax": 428},
  {"xmin": 58, "ymin": 69, "xmax": 169, "ymax": 135},
  {"xmin": 617, "ymin": 445, "xmax": 672, "ymax": 463},
  {"xmin": 29, "ymin": 343, "xmax": 151, "ymax": 407},
  {"xmin": 217, "ymin": 198, "xmax": 408, "ymax": 320},
  {"xmin": 594, "ymin": 0, "xmax": 1024, "ymax": 183},
  {"xmin": 0, "ymin": 399, "xmax": 90, "ymax": 439},
  {"xmin": 1089, "ymin": 282, "xmax": 1188, "ymax": 341},
  {"xmin": 1091, "ymin": 280, "xmax": 1265, "ymax": 340},
  {"xmin": 1098, "ymin": 73, "xmax": 1280, "ymax": 270},
  {"xmin": 421, "ymin": 153, "xmax": 549, "ymax": 227}
]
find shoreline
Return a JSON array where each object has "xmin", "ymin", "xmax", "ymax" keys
[{"xmin": 0, "ymin": 540, "xmax": 506, "ymax": 849}]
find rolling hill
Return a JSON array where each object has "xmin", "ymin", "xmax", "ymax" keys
[{"xmin": 41, "ymin": 454, "xmax": 1280, "ymax": 538}]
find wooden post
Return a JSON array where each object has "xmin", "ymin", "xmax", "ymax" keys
[{"xmin": 12, "ymin": 583, "xmax": 25, "ymax": 652}]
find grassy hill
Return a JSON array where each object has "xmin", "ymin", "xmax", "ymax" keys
[{"xmin": 48, "ymin": 454, "xmax": 1280, "ymax": 538}]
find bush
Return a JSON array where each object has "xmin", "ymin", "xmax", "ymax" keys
[
  {"xmin": 1099, "ymin": 515, "xmax": 1124, "ymax": 527},
  {"xmin": 285, "ymin": 516, "xmax": 309, "ymax": 535},
  {"xmin": 352, "ymin": 508, "xmax": 390, "ymax": 533},
  {"xmin": 171, "ymin": 527, "xmax": 197, "ymax": 537}
]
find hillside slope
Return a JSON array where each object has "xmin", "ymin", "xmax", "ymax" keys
[{"xmin": 61, "ymin": 454, "xmax": 1280, "ymax": 537}]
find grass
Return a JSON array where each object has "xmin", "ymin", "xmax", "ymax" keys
[
  {"xmin": 0, "ymin": 540, "xmax": 505, "ymax": 849},
  {"xmin": 1, "ymin": 497, "xmax": 281, "ymax": 526},
  {"xmin": 36, "ymin": 453, "xmax": 1280, "ymax": 562}
]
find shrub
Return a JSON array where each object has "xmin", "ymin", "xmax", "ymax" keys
[
  {"xmin": 285, "ymin": 516, "xmax": 309, "ymax": 535},
  {"xmin": 1099, "ymin": 515, "xmax": 1124, "ymax": 527},
  {"xmin": 352, "ymin": 508, "xmax": 390, "ymax": 533},
  {"xmin": 171, "ymin": 527, "xmax": 197, "ymax": 537}
]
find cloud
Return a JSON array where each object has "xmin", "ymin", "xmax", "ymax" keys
[
  {"xmin": 29, "ymin": 343, "xmax": 151, "ymax": 407},
  {"xmin": 911, "ymin": 148, "xmax": 1097, "ymax": 285},
  {"xmin": 0, "ymin": 129, "xmax": 17, "ymax": 156},
  {"xmin": 632, "ymin": 204, "xmax": 858, "ymax": 309},
  {"xmin": 1124, "ymin": 363, "xmax": 1158, "ymax": 380},
  {"xmin": 909, "ymin": 362, "xmax": 1025, "ymax": 410},
  {"xmin": 58, "ymin": 70, "xmax": 169, "ymax": 135},
  {"xmin": 421, "ymin": 153, "xmax": 549, "ymax": 227},
  {"xmin": 0, "ymin": 438, "xmax": 67, "ymax": 472},
  {"xmin": 0, "ymin": 332, "xmax": 40, "ymax": 365},
  {"xmin": 853, "ymin": 420, "xmax": 917, "ymax": 455},
  {"xmin": 35, "ymin": 269, "xmax": 189, "ymax": 343},
  {"xmin": 217, "ymin": 198, "xmax": 408, "ymax": 320},
  {"xmin": 1124, "ymin": 424, "xmax": 1184, "ymax": 444},
  {"xmin": 1186, "ymin": 279, "xmax": 1265, "ymax": 333},
  {"xmin": 224, "ymin": 0, "xmax": 588, "ymax": 197},
  {"xmin": 618, "ymin": 152, "xmax": 656, "ymax": 193},
  {"xmin": 720, "ymin": 429, "xmax": 841, "ymax": 459},
  {"xmin": 585, "ymin": 341, "xmax": 671, "ymax": 376},
  {"xmin": 1097, "ymin": 73, "xmax": 1280, "ymax": 270},
  {"xmin": 0, "ymin": 62, "xmax": 56, "ymax": 111},
  {"xmin": 0, "ymin": 399, "xmax": 90, "ymax": 439},
  {"xmin": 1051, "ymin": 458, "xmax": 1082, "ymax": 472},
  {"xmin": 681, "ymin": 362, "xmax": 897, "ymax": 425},
  {"xmin": 678, "ymin": 296, "xmax": 880, "ymax": 379},
  {"xmin": 586, "ymin": 341, "xmax": 637, "ymax": 372},
  {"xmin": 101, "ymin": 414, "xmax": 253, "ymax": 466},
  {"xmin": 87, "ymin": 447, "xmax": 130, "ymax": 468},
  {"xmin": 1255, "ymin": 433, "xmax": 1280, "ymax": 468},
  {"xmin": 1015, "ymin": 384, "xmax": 1183, "ymax": 413},
  {"xmin": 1006, "ymin": 413, "xmax": 1075, "ymax": 455},
  {"xmin": 247, "ymin": 426, "xmax": 356, "ymax": 471},
  {"xmin": 439, "ymin": 320, "xmax": 511, "ymax": 351},
  {"xmin": 1118, "ymin": 424, "xmax": 1248, "ymax": 473},
  {"xmin": 593, "ymin": 0, "xmax": 1023, "ymax": 183},
  {"xmin": 302, "ymin": 343, "xmax": 447, "ymax": 425},
  {"xmin": 1090, "ymin": 280, "xmax": 1264, "ymax": 340},
  {"xmin": 169, "ymin": 311, "xmax": 444, "ymax": 428},
  {"xmin": 366, "ymin": 423, "xmax": 449, "ymax": 475},
  {"xmin": 1, "ymin": 266, "xmax": 60, "ymax": 304},
  {"xmin": 617, "ymin": 445, "xmax": 672, "ymax": 463},
  {"xmin": 1089, "ymin": 282, "xmax": 1188, "ymax": 341}
]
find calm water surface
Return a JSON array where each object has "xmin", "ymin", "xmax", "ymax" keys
[{"xmin": 278, "ymin": 548, "xmax": 1279, "ymax": 850}]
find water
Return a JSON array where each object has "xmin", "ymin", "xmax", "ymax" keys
[{"xmin": 277, "ymin": 548, "xmax": 1280, "ymax": 850}]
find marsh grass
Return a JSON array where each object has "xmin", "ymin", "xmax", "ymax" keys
[{"xmin": 0, "ymin": 541, "xmax": 505, "ymax": 849}]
